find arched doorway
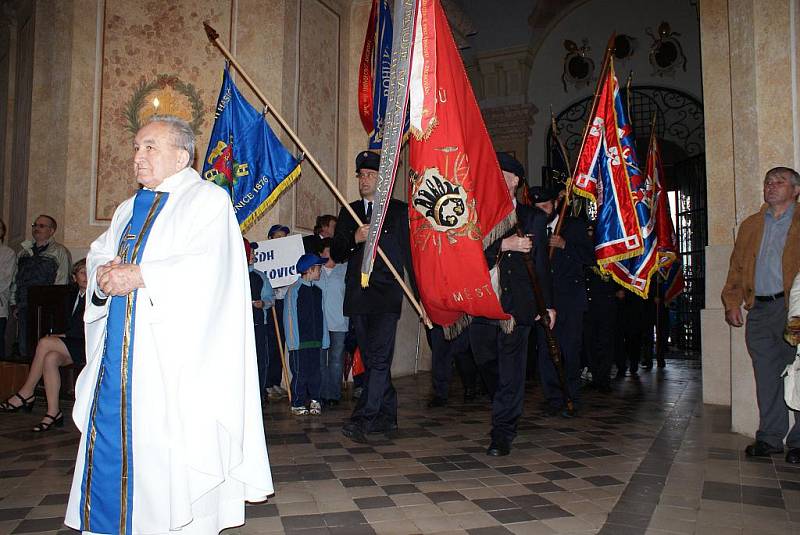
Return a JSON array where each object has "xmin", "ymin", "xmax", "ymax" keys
[{"xmin": 544, "ymin": 86, "xmax": 706, "ymax": 357}]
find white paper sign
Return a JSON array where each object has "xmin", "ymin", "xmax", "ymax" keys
[{"xmin": 253, "ymin": 234, "xmax": 304, "ymax": 288}]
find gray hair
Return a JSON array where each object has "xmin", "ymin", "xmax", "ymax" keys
[
  {"xmin": 765, "ymin": 166, "xmax": 800, "ymax": 187},
  {"xmin": 147, "ymin": 114, "xmax": 195, "ymax": 167}
]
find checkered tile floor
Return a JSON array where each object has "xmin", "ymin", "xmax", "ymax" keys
[{"xmin": 2, "ymin": 360, "xmax": 800, "ymax": 534}]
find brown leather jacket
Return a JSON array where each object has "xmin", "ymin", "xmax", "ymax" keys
[{"xmin": 722, "ymin": 203, "xmax": 800, "ymax": 311}]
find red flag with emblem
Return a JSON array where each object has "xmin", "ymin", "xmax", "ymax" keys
[{"xmin": 407, "ymin": 0, "xmax": 514, "ymax": 336}]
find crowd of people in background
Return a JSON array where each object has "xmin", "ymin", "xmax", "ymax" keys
[
  {"xmin": 0, "ymin": 165, "xmax": 673, "ymax": 443},
  {"xmin": 1, "ymin": 144, "xmax": 797, "ymax": 470}
]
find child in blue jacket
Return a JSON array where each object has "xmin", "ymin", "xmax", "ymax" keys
[{"xmin": 284, "ymin": 253, "xmax": 329, "ymax": 415}]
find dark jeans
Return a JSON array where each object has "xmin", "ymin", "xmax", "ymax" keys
[
  {"xmin": 254, "ymin": 323, "xmax": 269, "ymax": 392},
  {"xmin": 289, "ymin": 348, "xmax": 322, "ymax": 407},
  {"xmin": 320, "ymin": 330, "xmax": 346, "ymax": 401},
  {"xmin": 265, "ymin": 300, "xmax": 285, "ymax": 388},
  {"xmin": 539, "ymin": 309, "xmax": 582, "ymax": 408},
  {"xmin": 469, "ymin": 321, "xmax": 531, "ymax": 446},
  {"xmin": 429, "ymin": 325, "xmax": 475, "ymax": 400},
  {"xmin": 350, "ymin": 313, "xmax": 399, "ymax": 432},
  {"xmin": 584, "ymin": 302, "xmax": 617, "ymax": 387},
  {"xmin": 746, "ymin": 297, "xmax": 800, "ymax": 448}
]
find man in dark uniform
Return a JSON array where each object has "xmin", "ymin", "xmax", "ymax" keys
[
  {"xmin": 332, "ymin": 151, "xmax": 415, "ymax": 443},
  {"xmin": 583, "ymin": 224, "xmax": 618, "ymax": 392},
  {"xmin": 470, "ymin": 153, "xmax": 554, "ymax": 457},
  {"xmin": 533, "ymin": 187, "xmax": 594, "ymax": 417}
]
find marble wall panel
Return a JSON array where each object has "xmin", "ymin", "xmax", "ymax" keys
[
  {"xmin": 93, "ymin": 0, "xmax": 232, "ymax": 221},
  {"xmin": 294, "ymin": 0, "xmax": 340, "ymax": 231}
]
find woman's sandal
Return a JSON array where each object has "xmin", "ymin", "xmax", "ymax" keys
[
  {"xmin": 0, "ymin": 393, "xmax": 35, "ymax": 413},
  {"xmin": 32, "ymin": 411, "xmax": 63, "ymax": 432}
]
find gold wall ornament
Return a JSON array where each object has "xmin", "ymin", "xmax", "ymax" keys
[
  {"xmin": 123, "ymin": 74, "xmax": 205, "ymax": 135},
  {"xmin": 561, "ymin": 39, "xmax": 595, "ymax": 93},
  {"xmin": 646, "ymin": 22, "xmax": 687, "ymax": 77}
]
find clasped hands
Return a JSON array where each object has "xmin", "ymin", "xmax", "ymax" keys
[
  {"xmin": 97, "ymin": 256, "xmax": 145, "ymax": 296},
  {"xmin": 786, "ymin": 315, "xmax": 800, "ymax": 345}
]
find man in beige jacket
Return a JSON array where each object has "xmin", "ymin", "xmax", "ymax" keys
[{"xmin": 722, "ymin": 166, "xmax": 800, "ymax": 463}]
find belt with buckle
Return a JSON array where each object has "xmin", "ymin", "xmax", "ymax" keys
[{"xmin": 755, "ymin": 291, "xmax": 785, "ymax": 302}]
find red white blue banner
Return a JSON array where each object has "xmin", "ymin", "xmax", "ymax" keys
[{"xmin": 571, "ymin": 60, "xmax": 643, "ymax": 268}]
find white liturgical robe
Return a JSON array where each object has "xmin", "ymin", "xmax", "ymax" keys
[{"xmin": 65, "ymin": 167, "xmax": 273, "ymax": 534}]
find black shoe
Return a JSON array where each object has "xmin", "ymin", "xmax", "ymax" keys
[
  {"xmin": 368, "ymin": 420, "xmax": 398, "ymax": 434},
  {"xmin": 657, "ymin": 359, "xmax": 666, "ymax": 368},
  {"xmin": 744, "ymin": 440, "xmax": 783, "ymax": 457},
  {"xmin": 32, "ymin": 411, "xmax": 63, "ymax": 432},
  {"xmin": 486, "ymin": 441, "xmax": 510, "ymax": 457},
  {"xmin": 787, "ymin": 448, "xmax": 800, "ymax": 464},
  {"xmin": 463, "ymin": 388, "xmax": 476, "ymax": 402},
  {"xmin": 614, "ymin": 371, "xmax": 625, "ymax": 380},
  {"xmin": 427, "ymin": 396, "xmax": 447, "ymax": 408},
  {"xmin": 0, "ymin": 392, "xmax": 35, "ymax": 413},
  {"xmin": 642, "ymin": 361, "xmax": 653, "ymax": 371},
  {"xmin": 342, "ymin": 422, "xmax": 369, "ymax": 444},
  {"xmin": 561, "ymin": 405, "xmax": 578, "ymax": 418}
]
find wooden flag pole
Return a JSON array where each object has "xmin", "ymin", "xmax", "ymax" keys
[
  {"xmin": 271, "ymin": 306, "xmax": 292, "ymax": 405},
  {"xmin": 203, "ymin": 22, "xmax": 430, "ymax": 328},
  {"xmin": 549, "ymin": 33, "xmax": 616, "ymax": 260}
]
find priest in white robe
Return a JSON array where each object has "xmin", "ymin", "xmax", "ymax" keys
[{"xmin": 65, "ymin": 115, "xmax": 273, "ymax": 534}]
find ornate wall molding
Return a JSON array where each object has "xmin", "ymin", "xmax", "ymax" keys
[
  {"xmin": 483, "ymin": 103, "xmax": 537, "ymax": 145},
  {"xmin": 470, "ymin": 45, "xmax": 532, "ymax": 104}
]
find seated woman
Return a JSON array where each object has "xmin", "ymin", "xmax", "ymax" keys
[{"xmin": 0, "ymin": 259, "xmax": 87, "ymax": 431}]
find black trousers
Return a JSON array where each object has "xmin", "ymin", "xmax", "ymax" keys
[
  {"xmin": 617, "ymin": 326, "xmax": 643, "ymax": 374},
  {"xmin": 429, "ymin": 326, "xmax": 476, "ymax": 400},
  {"xmin": 584, "ymin": 301, "xmax": 617, "ymax": 387},
  {"xmin": 265, "ymin": 299, "xmax": 285, "ymax": 388},
  {"xmin": 469, "ymin": 321, "xmax": 531, "ymax": 445},
  {"xmin": 350, "ymin": 313, "xmax": 399, "ymax": 432},
  {"xmin": 254, "ymin": 323, "xmax": 269, "ymax": 392},
  {"xmin": 538, "ymin": 308, "xmax": 582, "ymax": 408}
]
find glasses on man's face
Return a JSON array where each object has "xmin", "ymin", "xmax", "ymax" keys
[{"xmin": 31, "ymin": 223, "xmax": 51, "ymax": 229}]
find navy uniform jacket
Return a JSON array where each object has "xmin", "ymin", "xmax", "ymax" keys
[
  {"xmin": 331, "ymin": 198, "xmax": 415, "ymax": 316},
  {"xmin": 551, "ymin": 216, "xmax": 595, "ymax": 313},
  {"xmin": 482, "ymin": 204, "xmax": 553, "ymax": 326}
]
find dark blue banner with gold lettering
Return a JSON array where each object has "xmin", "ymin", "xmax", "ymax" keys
[{"xmin": 202, "ymin": 67, "xmax": 301, "ymax": 231}]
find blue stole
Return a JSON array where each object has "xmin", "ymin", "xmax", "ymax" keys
[{"xmin": 79, "ymin": 189, "xmax": 168, "ymax": 534}]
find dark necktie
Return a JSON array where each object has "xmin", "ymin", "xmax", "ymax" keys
[{"xmin": 366, "ymin": 201, "xmax": 373, "ymax": 223}]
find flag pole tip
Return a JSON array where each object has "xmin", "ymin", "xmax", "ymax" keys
[{"xmin": 203, "ymin": 21, "xmax": 219, "ymax": 42}]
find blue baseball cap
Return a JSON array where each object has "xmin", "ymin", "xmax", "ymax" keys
[
  {"xmin": 296, "ymin": 253, "xmax": 327, "ymax": 274},
  {"xmin": 268, "ymin": 224, "xmax": 290, "ymax": 238}
]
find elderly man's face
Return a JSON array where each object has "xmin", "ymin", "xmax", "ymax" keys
[
  {"xmin": 133, "ymin": 122, "xmax": 189, "ymax": 189},
  {"xmin": 31, "ymin": 216, "xmax": 55, "ymax": 244},
  {"xmin": 763, "ymin": 171, "xmax": 800, "ymax": 207},
  {"xmin": 358, "ymin": 169, "xmax": 378, "ymax": 199}
]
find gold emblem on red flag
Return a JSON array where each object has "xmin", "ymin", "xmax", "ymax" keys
[{"xmin": 410, "ymin": 154, "xmax": 480, "ymax": 251}]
